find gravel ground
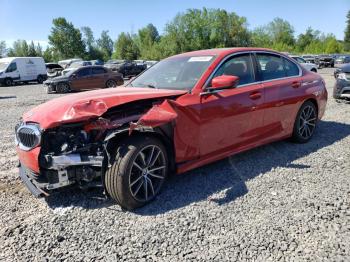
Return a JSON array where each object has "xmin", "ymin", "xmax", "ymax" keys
[{"xmin": 0, "ymin": 69, "xmax": 349, "ymax": 261}]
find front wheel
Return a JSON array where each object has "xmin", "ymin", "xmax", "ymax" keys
[
  {"xmin": 56, "ymin": 82, "xmax": 71, "ymax": 93},
  {"xmin": 4, "ymin": 78, "xmax": 13, "ymax": 86},
  {"xmin": 291, "ymin": 101, "xmax": 318, "ymax": 143},
  {"xmin": 37, "ymin": 75, "xmax": 44, "ymax": 84},
  {"xmin": 106, "ymin": 79, "xmax": 117, "ymax": 88},
  {"xmin": 105, "ymin": 136, "xmax": 168, "ymax": 210}
]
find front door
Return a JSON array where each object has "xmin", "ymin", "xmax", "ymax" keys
[
  {"xmin": 199, "ymin": 53, "xmax": 265, "ymax": 157},
  {"xmin": 70, "ymin": 67, "xmax": 92, "ymax": 90}
]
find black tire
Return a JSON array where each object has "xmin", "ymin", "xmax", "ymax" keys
[
  {"xmin": 37, "ymin": 75, "xmax": 44, "ymax": 84},
  {"xmin": 56, "ymin": 82, "xmax": 71, "ymax": 93},
  {"xmin": 4, "ymin": 78, "xmax": 13, "ymax": 86},
  {"xmin": 291, "ymin": 101, "xmax": 318, "ymax": 143},
  {"xmin": 105, "ymin": 136, "xmax": 168, "ymax": 210},
  {"xmin": 311, "ymin": 68, "xmax": 317, "ymax": 73},
  {"xmin": 106, "ymin": 79, "xmax": 117, "ymax": 88}
]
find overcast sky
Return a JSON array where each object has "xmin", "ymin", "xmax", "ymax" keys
[{"xmin": 1, "ymin": 0, "xmax": 349, "ymax": 48}]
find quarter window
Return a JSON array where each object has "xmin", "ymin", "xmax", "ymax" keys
[
  {"xmin": 212, "ymin": 54, "xmax": 255, "ymax": 86},
  {"xmin": 283, "ymin": 58, "xmax": 300, "ymax": 77}
]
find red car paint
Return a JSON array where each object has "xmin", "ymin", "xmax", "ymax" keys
[{"xmin": 18, "ymin": 48, "xmax": 327, "ymax": 176}]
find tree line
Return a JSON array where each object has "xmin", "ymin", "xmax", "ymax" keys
[{"xmin": 1, "ymin": 8, "xmax": 350, "ymax": 61}]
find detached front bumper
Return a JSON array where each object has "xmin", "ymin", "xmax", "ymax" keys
[{"xmin": 19, "ymin": 163, "xmax": 48, "ymax": 197}]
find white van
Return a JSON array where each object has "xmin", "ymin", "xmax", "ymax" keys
[{"xmin": 0, "ymin": 57, "xmax": 47, "ymax": 86}]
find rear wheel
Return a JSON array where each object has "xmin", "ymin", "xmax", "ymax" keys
[
  {"xmin": 105, "ymin": 136, "xmax": 168, "ymax": 210},
  {"xmin": 311, "ymin": 68, "xmax": 317, "ymax": 73},
  {"xmin": 56, "ymin": 82, "xmax": 71, "ymax": 93},
  {"xmin": 106, "ymin": 79, "xmax": 117, "ymax": 88},
  {"xmin": 291, "ymin": 101, "xmax": 317, "ymax": 143}
]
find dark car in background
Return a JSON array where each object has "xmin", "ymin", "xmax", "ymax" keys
[
  {"xmin": 333, "ymin": 64, "xmax": 350, "ymax": 100},
  {"xmin": 43, "ymin": 65, "xmax": 124, "ymax": 93},
  {"xmin": 316, "ymin": 55, "xmax": 335, "ymax": 68},
  {"xmin": 301, "ymin": 55, "xmax": 317, "ymax": 64},
  {"xmin": 335, "ymin": 55, "xmax": 350, "ymax": 65},
  {"xmin": 105, "ymin": 60, "xmax": 146, "ymax": 78}
]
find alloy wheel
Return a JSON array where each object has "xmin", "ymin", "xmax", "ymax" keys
[
  {"xmin": 106, "ymin": 80, "xmax": 116, "ymax": 88},
  {"xmin": 298, "ymin": 105, "xmax": 316, "ymax": 139},
  {"xmin": 129, "ymin": 145, "xmax": 166, "ymax": 202}
]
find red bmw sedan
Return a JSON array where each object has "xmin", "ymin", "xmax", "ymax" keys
[{"xmin": 16, "ymin": 48, "xmax": 327, "ymax": 210}]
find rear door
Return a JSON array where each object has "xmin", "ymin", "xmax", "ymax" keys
[
  {"xmin": 255, "ymin": 52, "xmax": 302, "ymax": 139},
  {"xmin": 91, "ymin": 67, "xmax": 108, "ymax": 89}
]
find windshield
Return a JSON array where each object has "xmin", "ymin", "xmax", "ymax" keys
[
  {"xmin": 0, "ymin": 62, "xmax": 9, "ymax": 71},
  {"xmin": 129, "ymin": 55, "xmax": 215, "ymax": 90}
]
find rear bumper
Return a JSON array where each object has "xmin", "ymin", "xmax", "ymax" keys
[{"xmin": 19, "ymin": 163, "xmax": 48, "ymax": 197}]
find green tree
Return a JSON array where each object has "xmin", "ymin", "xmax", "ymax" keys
[
  {"xmin": 28, "ymin": 41, "xmax": 37, "ymax": 56},
  {"xmin": 0, "ymin": 41, "xmax": 6, "ymax": 58},
  {"xmin": 81, "ymin": 26, "xmax": 100, "ymax": 60},
  {"xmin": 97, "ymin": 30, "xmax": 114, "ymax": 61},
  {"xmin": 344, "ymin": 10, "xmax": 350, "ymax": 52},
  {"xmin": 113, "ymin": 32, "xmax": 139, "ymax": 60},
  {"xmin": 325, "ymin": 35, "xmax": 343, "ymax": 53},
  {"xmin": 266, "ymin": 18, "xmax": 295, "ymax": 46},
  {"xmin": 48, "ymin": 17, "xmax": 85, "ymax": 59},
  {"xmin": 136, "ymin": 24, "xmax": 160, "ymax": 59},
  {"xmin": 43, "ymin": 47, "xmax": 54, "ymax": 62},
  {"xmin": 296, "ymin": 27, "xmax": 321, "ymax": 53},
  {"xmin": 251, "ymin": 26, "xmax": 272, "ymax": 47},
  {"xmin": 35, "ymin": 43, "xmax": 43, "ymax": 57},
  {"xmin": 7, "ymin": 40, "xmax": 29, "ymax": 56}
]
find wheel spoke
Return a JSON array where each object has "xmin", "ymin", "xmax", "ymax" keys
[
  {"xmin": 149, "ymin": 150, "xmax": 161, "ymax": 167},
  {"xmin": 146, "ymin": 176, "xmax": 155, "ymax": 196},
  {"xmin": 148, "ymin": 172, "xmax": 164, "ymax": 179},
  {"xmin": 148, "ymin": 166, "xmax": 165, "ymax": 173},
  {"xmin": 143, "ymin": 178, "xmax": 148, "ymax": 200},
  {"xmin": 130, "ymin": 174, "xmax": 143, "ymax": 187},
  {"xmin": 132, "ymin": 179, "xmax": 144, "ymax": 197},
  {"xmin": 133, "ymin": 162, "xmax": 143, "ymax": 171},
  {"xmin": 138, "ymin": 152, "xmax": 147, "ymax": 166},
  {"xmin": 147, "ymin": 146, "xmax": 155, "ymax": 166}
]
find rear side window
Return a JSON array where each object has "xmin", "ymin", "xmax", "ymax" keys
[
  {"xmin": 77, "ymin": 68, "xmax": 91, "ymax": 77},
  {"xmin": 92, "ymin": 67, "xmax": 106, "ymax": 75},
  {"xmin": 6, "ymin": 62, "xmax": 17, "ymax": 72},
  {"xmin": 283, "ymin": 58, "xmax": 300, "ymax": 77},
  {"xmin": 212, "ymin": 54, "xmax": 255, "ymax": 86},
  {"xmin": 256, "ymin": 54, "xmax": 285, "ymax": 81}
]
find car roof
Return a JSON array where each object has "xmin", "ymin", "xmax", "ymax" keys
[{"xmin": 173, "ymin": 47, "xmax": 277, "ymax": 58}]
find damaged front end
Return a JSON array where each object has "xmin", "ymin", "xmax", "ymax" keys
[{"xmin": 17, "ymin": 98, "xmax": 178, "ymax": 196}]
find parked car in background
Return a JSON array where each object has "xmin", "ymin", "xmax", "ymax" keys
[
  {"xmin": 104, "ymin": 59, "xmax": 126, "ymax": 71},
  {"xmin": 58, "ymin": 58, "xmax": 83, "ymax": 69},
  {"xmin": 17, "ymin": 48, "xmax": 327, "ymax": 210},
  {"xmin": 301, "ymin": 55, "xmax": 317, "ymax": 64},
  {"xmin": 43, "ymin": 65, "xmax": 124, "ymax": 93},
  {"xmin": 46, "ymin": 63, "xmax": 64, "ymax": 78},
  {"xmin": 61, "ymin": 61, "xmax": 92, "ymax": 75},
  {"xmin": 145, "ymin": 60, "xmax": 158, "ymax": 68},
  {"xmin": 0, "ymin": 57, "xmax": 47, "ymax": 86},
  {"xmin": 333, "ymin": 64, "xmax": 350, "ymax": 100},
  {"xmin": 290, "ymin": 56, "xmax": 318, "ymax": 72},
  {"xmin": 90, "ymin": 59, "xmax": 104, "ymax": 65},
  {"xmin": 115, "ymin": 61, "xmax": 147, "ymax": 78},
  {"xmin": 335, "ymin": 55, "xmax": 350, "ymax": 65},
  {"xmin": 316, "ymin": 55, "xmax": 335, "ymax": 68}
]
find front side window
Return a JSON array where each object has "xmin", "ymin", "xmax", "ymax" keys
[
  {"xmin": 6, "ymin": 62, "xmax": 17, "ymax": 73},
  {"xmin": 211, "ymin": 54, "xmax": 255, "ymax": 86},
  {"xmin": 77, "ymin": 68, "xmax": 91, "ymax": 77}
]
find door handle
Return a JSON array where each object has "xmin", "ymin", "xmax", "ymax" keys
[
  {"xmin": 291, "ymin": 81, "xmax": 301, "ymax": 88},
  {"xmin": 249, "ymin": 92, "xmax": 262, "ymax": 100}
]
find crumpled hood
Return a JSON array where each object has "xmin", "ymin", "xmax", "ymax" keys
[{"xmin": 23, "ymin": 87, "xmax": 187, "ymax": 129}]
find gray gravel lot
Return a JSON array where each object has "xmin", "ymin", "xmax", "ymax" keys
[{"xmin": 0, "ymin": 68, "xmax": 349, "ymax": 261}]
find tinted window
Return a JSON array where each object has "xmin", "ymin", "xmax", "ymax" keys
[
  {"xmin": 77, "ymin": 68, "xmax": 91, "ymax": 77},
  {"xmin": 6, "ymin": 62, "xmax": 17, "ymax": 72},
  {"xmin": 257, "ymin": 54, "xmax": 285, "ymax": 81},
  {"xmin": 92, "ymin": 67, "xmax": 106, "ymax": 75},
  {"xmin": 283, "ymin": 58, "xmax": 300, "ymax": 77},
  {"xmin": 213, "ymin": 54, "xmax": 255, "ymax": 86}
]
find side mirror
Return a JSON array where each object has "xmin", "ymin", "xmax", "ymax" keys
[{"xmin": 209, "ymin": 75, "xmax": 239, "ymax": 91}]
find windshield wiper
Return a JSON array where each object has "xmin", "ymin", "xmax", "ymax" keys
[{"xmin": 145, "ymin": 84, "xmax": 156, "ymax": 89}]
